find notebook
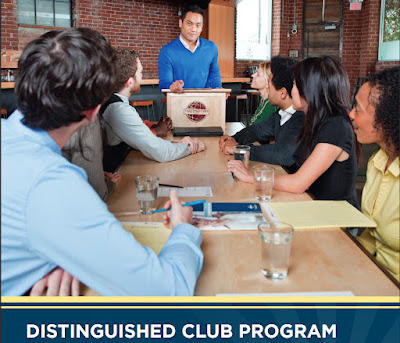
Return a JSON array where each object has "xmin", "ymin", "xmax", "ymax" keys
[{"xmin": 261, "ymin": 201, "xmax": 377, "ymax": 229}]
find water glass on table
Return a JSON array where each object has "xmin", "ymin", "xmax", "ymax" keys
[
  {"xmin": 258, "ymin": 221, "xmax": 293, "ymax": 279},
  {"xmin": 233, "ymin": 145, "xmax": 250, "ymax": 167},
  {"xmin": 252, "ymin": 165, "xmax": 274, "ymax": 201},
  {"xmin": 134, "ymin": 175, "xmax": 159, "ymax": 215}
]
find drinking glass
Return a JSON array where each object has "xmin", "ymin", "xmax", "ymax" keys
[
  {"xmin": 252, "ymin": 165, "xmax": 274, "ymax": 201},
  {"xmin": 134, "ymin": 175, "xmax": 159, "ymax": 215},
  {"xmin": 258, "ymin": 221, "xmax": 293, "ymax": 279},
  {"xmin": 233, "ymin": 145, "xmax": 250, "ymax": 168}
]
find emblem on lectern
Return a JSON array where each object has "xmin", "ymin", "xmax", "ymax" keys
[{"xmin": 183, "ymin": 101, "xmax": 209, "ymax": 122}]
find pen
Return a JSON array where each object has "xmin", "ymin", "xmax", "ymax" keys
[
  {"xmin": 159, "ymin": 183, "xmax": 183, "ymax": 188},
  {"xmin": 153, "ymin": 199, "xmax": 206, "ymax": 213}
]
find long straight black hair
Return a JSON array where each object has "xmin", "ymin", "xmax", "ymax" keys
[{"xmin": 294, "ymin": 56, "xmax": 358, "ymax": 158}]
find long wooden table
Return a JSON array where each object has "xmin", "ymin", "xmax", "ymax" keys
[{"xmin": 85, "ymin": 123, "xmax": 399, "ymax": 296}]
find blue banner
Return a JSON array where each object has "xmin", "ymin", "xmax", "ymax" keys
[{"xmin": 1, "ymin": 298, "xmax": 399, "ymax": 343}]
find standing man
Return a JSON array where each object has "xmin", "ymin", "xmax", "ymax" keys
[
  {"xmin": 102, "ymin": 49, "xmax": 206, "ymax": 171},
  {"xmin": 158, "ymin": 5, "xmax": 222, "ymax": 93},
  {"xmin": 1, "ymin": 28, "xmax": 203, "ymax": 296}
]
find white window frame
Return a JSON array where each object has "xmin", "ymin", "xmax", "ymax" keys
[
  {"xmin": 378, "ymin": 0, "xmax": 400, "ymax": 61},
  {"xmin": 18, "ymin": 0, "xmax": 72, "ymax": 28},
  {"xmin": 236, "ymin": 0, "xmax": 273, "ymax": 61}
]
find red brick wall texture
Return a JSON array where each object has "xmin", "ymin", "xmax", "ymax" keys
[{"xmin": 1, "ymin": 0, "xmax": 398, "ymax": 83}]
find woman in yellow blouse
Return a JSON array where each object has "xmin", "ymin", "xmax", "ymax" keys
[{"xmin": 349, "ymin": 66, "xmax": 399, "ymax": 282}]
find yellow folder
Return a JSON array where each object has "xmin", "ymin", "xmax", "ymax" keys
[
  {"xmin": 261, "ymin": 201, "xmax": 377, "ymax": 229},
  {"xmin": 122, "ymin": 222, "xmax": 171, "ymax": 255}
]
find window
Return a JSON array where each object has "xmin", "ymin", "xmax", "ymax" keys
[
  {"xmin": 236, "ymin": 0, "xmax": 272, "ymax": 60},
  {"xmin": 378, "ymin": 0, "xmax": 400, "ymax": 61},
  {"xmin": 18, "ymin": 0, "xmax": 72, "ymax": 27}
]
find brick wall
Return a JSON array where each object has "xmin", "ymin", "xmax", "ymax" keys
[
  {"xmin": 1, "ymin": 0, "xmax": 180, "ymax": 79},
  {"xmin": 1, "ymin": 0, "xmax": 18, "ymax": 50},
  {"xmin": 342, "ymin": 5, "xmax": 363, "ymax": 89},
  {"xmin": 73, "ymin": 0, "xmax": 180, "ymax": 78},
  {"xmin": 375, "ymin": 61, "xmax": 400, "ymax": 71}
]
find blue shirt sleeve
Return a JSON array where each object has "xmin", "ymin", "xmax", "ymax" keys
[
  {"xmin": 158, "ymin": 47, "xmax": 174, "ymax": 90},
  {"xmin": 26, "ymin": 164, "xmax": 203, "ymax": 296},
  {"xmin": 208, "ymin": 43, "xmax": 222, "ymax": 88}
]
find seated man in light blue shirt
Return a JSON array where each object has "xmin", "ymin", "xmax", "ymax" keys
[
  {"xmin": 1, "ymin": 28, "xmax": 203, "ymax": 296},
  {"xmin": 158, "ymin": 5, "xmax": 222, "ymax": 93}
]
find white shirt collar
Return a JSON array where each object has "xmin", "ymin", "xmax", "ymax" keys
[
  {"xmin": 179, "ymin": 35, "xmax": 200, "ymax": 53},
  {"xmin": 278, "ymin": 105, "xmax": 296, "ymax": 126}
]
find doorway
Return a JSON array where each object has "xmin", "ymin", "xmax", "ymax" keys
[{"xmin": 302, "ymin": 0, "xmax": 344, "ymax": 61}]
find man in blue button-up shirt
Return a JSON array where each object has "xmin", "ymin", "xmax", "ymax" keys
[{"xmin": 1, "ymin": 28, "xmax": 203, "ymax": 296}]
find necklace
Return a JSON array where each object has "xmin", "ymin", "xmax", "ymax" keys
[{"xmin": 250, "ymin": 98, "xmax": 270, "ymax": 124}]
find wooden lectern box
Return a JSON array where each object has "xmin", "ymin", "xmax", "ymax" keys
[{"xmin": 162, "ymin": 88, "xmax": 231, "ymax": 136}]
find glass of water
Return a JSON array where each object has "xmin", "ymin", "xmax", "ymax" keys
[
  {"xmin": 252, "ymin": 165, "xmax": 274, "ymax": 201},
  {"xmin": 233, "ymin": 145, "xmax": 250, "ymax": 168},
  {"xmin": 134, "ymin": 175, "xmax": 159, "ymax": 215},
  {"xmin": 258, "ymin": 222, "xmax": 293, "ymax": 279}
]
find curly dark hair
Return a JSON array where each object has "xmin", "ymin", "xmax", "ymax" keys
[
  {"xmin": 270, "ymin": 55, "xmax": 297, "ymax": 97},
  {"xmin": 16, "ymin": 28, "xmax": 117, "ymax": 131},
  {"xmin": 367, "ymin": 67, "xmax": 400, "ymax": 155},
  {"xmin": 114, "ymin": 49, "xmax": 140, "ymax": 92}
]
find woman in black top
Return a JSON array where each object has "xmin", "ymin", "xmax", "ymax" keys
[{"xmin": 228, "ymin": 56, "xmax": 359, "ymax": 208}]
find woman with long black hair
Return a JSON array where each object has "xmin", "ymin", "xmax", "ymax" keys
[{"xmin": 228, "ymin": 56, "xmax": 359, "ymax": 208}]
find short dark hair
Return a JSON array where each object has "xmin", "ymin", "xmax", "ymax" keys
[
  {"xmin": 181, "ymin": 5, "xmax": 205, "ymax": 21},
  {"xmin": 114, "ymin": 49, "xmax": 140, "ymax": 92},
  {"xmin": 270, "ymin": 55, "xmax": 297, "ymax": 96},
  {"xmin": 16, "ymin": 27, "xmax": 117, "ymax": 131},
  {"xmin": 367, "ymin": 66, "xmax": 400, "ymax": 155}
]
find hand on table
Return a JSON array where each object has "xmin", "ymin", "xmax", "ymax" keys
[
  {"xmin": 227, "ymin": 160, "xmax": 254, "ymax": 183},
  {"xmin": 169, "ymin": 80, "xmax": 184, "ymax": 94},
  {"xmin": 219, "ymin": 135, "xmax": 238, "ymax": 155},
  {"xmin": 163, "ymin": 190, "xmax": 194, "ymax": 229},
  {"xmin": 30, "ymin": 267, "xmax": 80, "ymax": 296},
  {"xmin": 152, "ymin": 116, "xmax": 173, "ymax": 136},
  {"xmin": 179, "ymin": 136, "xmax": 206, "ymax": 154},
  {"xmin": 104, "ymin": 171, "xmax": 121, "ymax": 185},
  {"xmin": 219, "ymin": 135, "xmax": 232, "ymax": 149}
]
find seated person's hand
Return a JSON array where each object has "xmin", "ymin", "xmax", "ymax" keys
[
  {"xmin": 104, "ymin": 171, "xmax": 121, "ymax": 185},
  {"xmin": 227, "ymin": 160, "xmax": 254, "ymax": 183},
  {"xmin": 219, "ymin": 135, "xmax": 232, "ymax": 149},
  {"xmin": 219, "ymin": 135, "xmax": 237, "ymax": 153},
  {"xmin": 221, "ymin": 139, "xmax": 237, "ymax": 155},
  {"xmin": 30, "ymin": 267, "xmax": 80, "ymax": 296},
  {"xmin": 178, "ymin": 136, "xmax": 206, "ymax": 154},
  {"xmin": 163, "ymin": 190, "xmax": 194, "ymax": 229},
  {"xmin": 169, "ymin": 80, "xmax": 184, "ymax": 94},
  {"xmin": 151, "ymin": 116, "xmax": 173, "ymax": 136}
]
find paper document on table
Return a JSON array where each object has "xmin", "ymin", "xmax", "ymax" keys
[
  {"xmin": 261, "ymin": 201, "xmax": 376, "ymax": 229},
  {"xmin": 192, "ymin": 202, "xmax": 265, "ymax": 230},
  {"xmin": 158, "ymin": 187, "xmax": 213, "ymax": 197},
  {"xmin": 122, "ymin": 222, "xmax": 170, "ymax": 255},
  {"xmin": 194, "ymin": 214, "xmax": 266, "ymax": 231}
]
